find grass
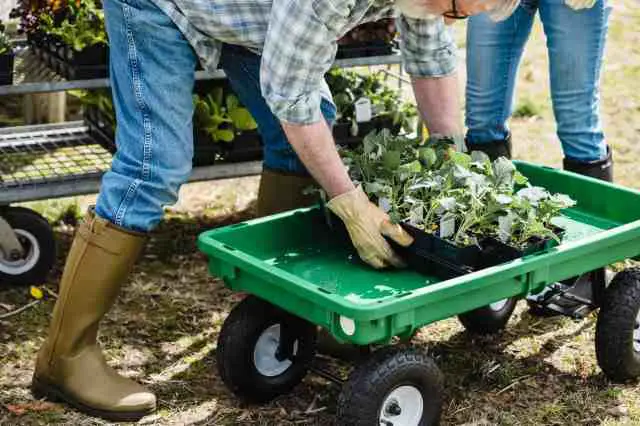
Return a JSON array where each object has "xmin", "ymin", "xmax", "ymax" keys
[{"xmin": 1, "ymin": 2, "xmax": 640, "ymax": 425}]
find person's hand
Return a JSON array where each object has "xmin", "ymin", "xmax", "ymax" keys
[
  {"xmin": 327, "ymin": 187, "xmax": 414, "ymax": 269},
  {"xmin": 487, "ymin": 0, "xmax": 520, "ymax": 21},
  {"xmin": 564, "ymin": 0, "xmax": 597, "ymax": 10}
]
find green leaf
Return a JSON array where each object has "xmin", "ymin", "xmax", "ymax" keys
[
  {"xmin": 398, "ymin": 160, "xmax": 422, "ymax": 174},
  {"xmin": 214, "ymin": 129, "xmax": 235, "ymax": 143},
  {"xmin": 517, "ymin": 186, "xmax": 549, "ymax": 204},
  {"xmin": 514, "ymin": 171, "xmax": 529, "ymax": 186},
  {"xmin": 450, "ymin": 152, "xmax": 472, "ymax": 168},
  {"xmin": 212, "ymin": 88, "xmax": 224, "ymax": 108},
  {"xmin": 418, "ymin": 147, "xmax": 437, "ymax": 169},
  {"xmin": 493, "ymin": 157, "xmax": 517, "ymax": 188},
  {"xmin": 226, "ymin": 94, "xmax": 239, "ymax": 111},
  {"xmin": 470, "ymin": 150, "xmax": 490, "ymax": 165},
  {"xmin": 229, "ymin": 107, "xmax": 257, "ymax": 131},
  {"xmin": 382, "ymin": 150, "xmax": 401, "ymax": 170}
]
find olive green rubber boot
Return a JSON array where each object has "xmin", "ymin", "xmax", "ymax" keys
[
  {"xmin": 256, "ymin": 168, "xmax": 318, "ymax": 217},
  {"xmin": 32, "ymin": 213, "xmax": 156, "ymax": 422}
]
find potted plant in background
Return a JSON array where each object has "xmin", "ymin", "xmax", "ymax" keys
[
  {"xmin": 12, "ymin": 0, "xmax": 108, "ymax": 79},
  {"xmin": 77, "ymin": 83, "xmax": 261, "ymax": 166},
  {"xmin": 337, "ymin": 18, "xmax": 397, "ymax": 59},
  {"xmin": 37, "ymin": 0, "xmax": 108, "ymax": 79},
  {"xmin": 0, "ymin": 20, "xmax": 14, "ymax": 86},
  {"xmin": 326, "ymin": 68, "xmax": 417, "ymax": 145}
]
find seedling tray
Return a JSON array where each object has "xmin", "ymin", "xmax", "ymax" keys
[
  {"xmin": 198, "ymin": 162, "xmax": 640, "ymax": 345},
  {"xmin": 333, "ymin": 116, "xmax": 401, "ymax": 147},
  {"xmin": 392, "ymin": 223, "xmax": 566, "ymax": 279}
]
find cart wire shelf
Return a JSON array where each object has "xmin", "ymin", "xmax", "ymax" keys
[{"xmin": 0, "ymin": 123, "xmax": 111, "ymax": 190}]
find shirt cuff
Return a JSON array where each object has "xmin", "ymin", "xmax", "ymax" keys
[
  {"xmin": 403, "ymin": 43, "xmax": 458, "ymax": 78},
  {"xmin": 266, "ymin": 91, "xmax": 325, "ymax": 125}
]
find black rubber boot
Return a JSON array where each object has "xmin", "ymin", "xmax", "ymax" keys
[
  {"xmin": 465, "ymin": 134, "xmax": 512, "ymax": 161},
  {"xmin": 563, "ymin": 145, "xmax": 613, "ymax": 182}
]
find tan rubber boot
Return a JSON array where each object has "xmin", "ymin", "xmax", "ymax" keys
[
  {"xmin": 256, "ymin": 168, "xmax": 319, "ymax": 216},
  {"xmin": 32, "ymin": 213, "xmax": 156, "ymax": 422}
]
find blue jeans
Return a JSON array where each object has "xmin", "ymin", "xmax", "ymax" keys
[
  {"xmin": 97, "ymin": 0, "xmax": 335, "ymax": 232},
  {"xmin": 465, "ymin": 0, "xmax": 611, "ymax": 162}
]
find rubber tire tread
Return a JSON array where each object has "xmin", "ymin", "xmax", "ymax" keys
[
  {"xmin": 0, "ymin": 207, "xmax": 56, "ymax": 286},
  {"xmin": 336, "ymin": 347, "xmax": 444, "ymax": 426},
  {"xmin": 595, "ymin": 268, "xmax": 640, "ymax": 382},
  {"xmin": 457, "ymin": 297, "xmax": 518, "ymax": 335},
  {"xmin": 216, "ymin": 295, "xmax": 317, "ymax": 403}
]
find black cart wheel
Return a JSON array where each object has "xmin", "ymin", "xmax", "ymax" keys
[
  {"xmin": 457, "ymin": 297, "xmax": 518, "ymax": 334},
  {"xmin": 216, "ymin": 296, "xmax": 317, "ymax": 403},
  {"xmin": 0, "ymin": 207, "xmax": 56, "ymax": 286},
  {"xmin": 595, "ymin": 268, "xmax": 640, "ymax": 382},
  {"xmin": 336, "ymin": 348, "xmax": 444, "ymax": 426}
]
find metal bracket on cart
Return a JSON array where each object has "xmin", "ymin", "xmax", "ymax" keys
[
  {"xmin": 526, "ymin": 270, "xmax": 609, "ymax": 319},
  {"xmin": 0, "ymin": 212, "xmax": 24, "ymax": 261}
]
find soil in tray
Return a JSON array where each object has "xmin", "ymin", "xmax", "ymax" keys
[{"xmin": 390, "ymin": 222, "xmax": 565, "ymax": 279}]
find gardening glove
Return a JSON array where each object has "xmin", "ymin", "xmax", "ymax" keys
[
  {"xmin": 327, "ymin": 187, "xmax": 414, "ymax": 269},
  {"xmin": 487, "ymin": 0, "xmax": 520, "ymax": 21},
  {"xmin": 564, "ymin": 0, "xmax": 597, "ymax": 10}
]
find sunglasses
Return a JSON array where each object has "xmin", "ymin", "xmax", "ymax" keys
[{"xmin": 443, "ymin": 0, "xmax": 469, "ymax": 19}]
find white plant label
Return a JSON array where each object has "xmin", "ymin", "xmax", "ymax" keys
[
  {"xmin": 355, "ymin": 97, "xmax": 372, "ymax": 123},
  {"xmin": 440, "ymin": 216, "xmax": 455, "ymax": 239}
]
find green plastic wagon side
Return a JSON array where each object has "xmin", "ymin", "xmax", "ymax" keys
[{"xmin": 198, "ymin": 161, "xmax": 640, "ymax": 345}]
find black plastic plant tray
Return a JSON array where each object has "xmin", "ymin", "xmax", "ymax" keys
[
  {"xmin": 480, "ymin": 225, "xmax": 565, "ymax": 267},
  {"xmin": 215, "ymin": 131, "xmax": 263, "ymax": 163},
  {"xmin": 84, "ymin": 105, "xmax": 116, "ymax": 153},
  {"xmin": 336, "ymin": 41, "xmax": 394, "ymax": 59},
  {"xmin": 28, "ymin": 35, "xmax": 108, "ymax": 80},
  {"xmin": 85, "ymin": 105, "xmax": 222, "ymax": 167},
  {"xmin": 0, "ymin": 52, "xmax": 14, "ymax": 86},
  {"xmin": 391, "ymin": 222, "xmax": 565, "ymax": 279},
  {"xmin": 333, "ymin": 116, "xmax": 400, "ymax": 147}
]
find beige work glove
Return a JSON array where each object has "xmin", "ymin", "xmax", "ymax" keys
[
  {"xmin": 327, "ymin": 187, "xmax": 414, "ymax": 269},
  {"xmin": 564, "ymin": 0, "xmax": 597, "ymax": 10}
]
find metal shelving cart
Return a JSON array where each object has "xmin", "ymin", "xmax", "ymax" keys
[{"xmin": 0, "ymin": 44, "xmax": 403, "ymax": 285}]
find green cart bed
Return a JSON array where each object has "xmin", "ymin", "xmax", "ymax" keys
[{"xmin": 198, "ymin": 161, "xmax": 640, "ymax": 426}]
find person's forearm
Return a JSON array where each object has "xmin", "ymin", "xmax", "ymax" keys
[
  {"xmin": 282, "ymin": 121, "xmax": 355, "ymax": 198},
  {"xmin": 412, "ymin": 73, "xmax": 462, "ymax": 137}
]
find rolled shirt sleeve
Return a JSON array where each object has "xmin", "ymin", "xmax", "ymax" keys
[
  {"xmin": 397, "ymin": 15, "xmax": 458, "ymax": 78},
  {"xmin": 261, "ymin": 0, "xmax": 353, "ymax": 124}
]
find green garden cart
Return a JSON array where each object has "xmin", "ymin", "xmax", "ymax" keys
[{"xmin": 198, "ymin": 161, "xmax": 640, "ymax": 426}]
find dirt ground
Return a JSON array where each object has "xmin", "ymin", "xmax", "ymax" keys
[{"xmin": 1, "ymin": 2, "xmax": 639, "ymax": 425}]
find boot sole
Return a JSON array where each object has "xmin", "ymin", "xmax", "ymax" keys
[{"xmin": 31, "ymin": 375, "xmax": 156, "ymax": 423}]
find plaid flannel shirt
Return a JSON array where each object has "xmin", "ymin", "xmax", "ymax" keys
[{"xmin": 148, "ymin": 0, "xmax": 457, "ymax": 124}]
